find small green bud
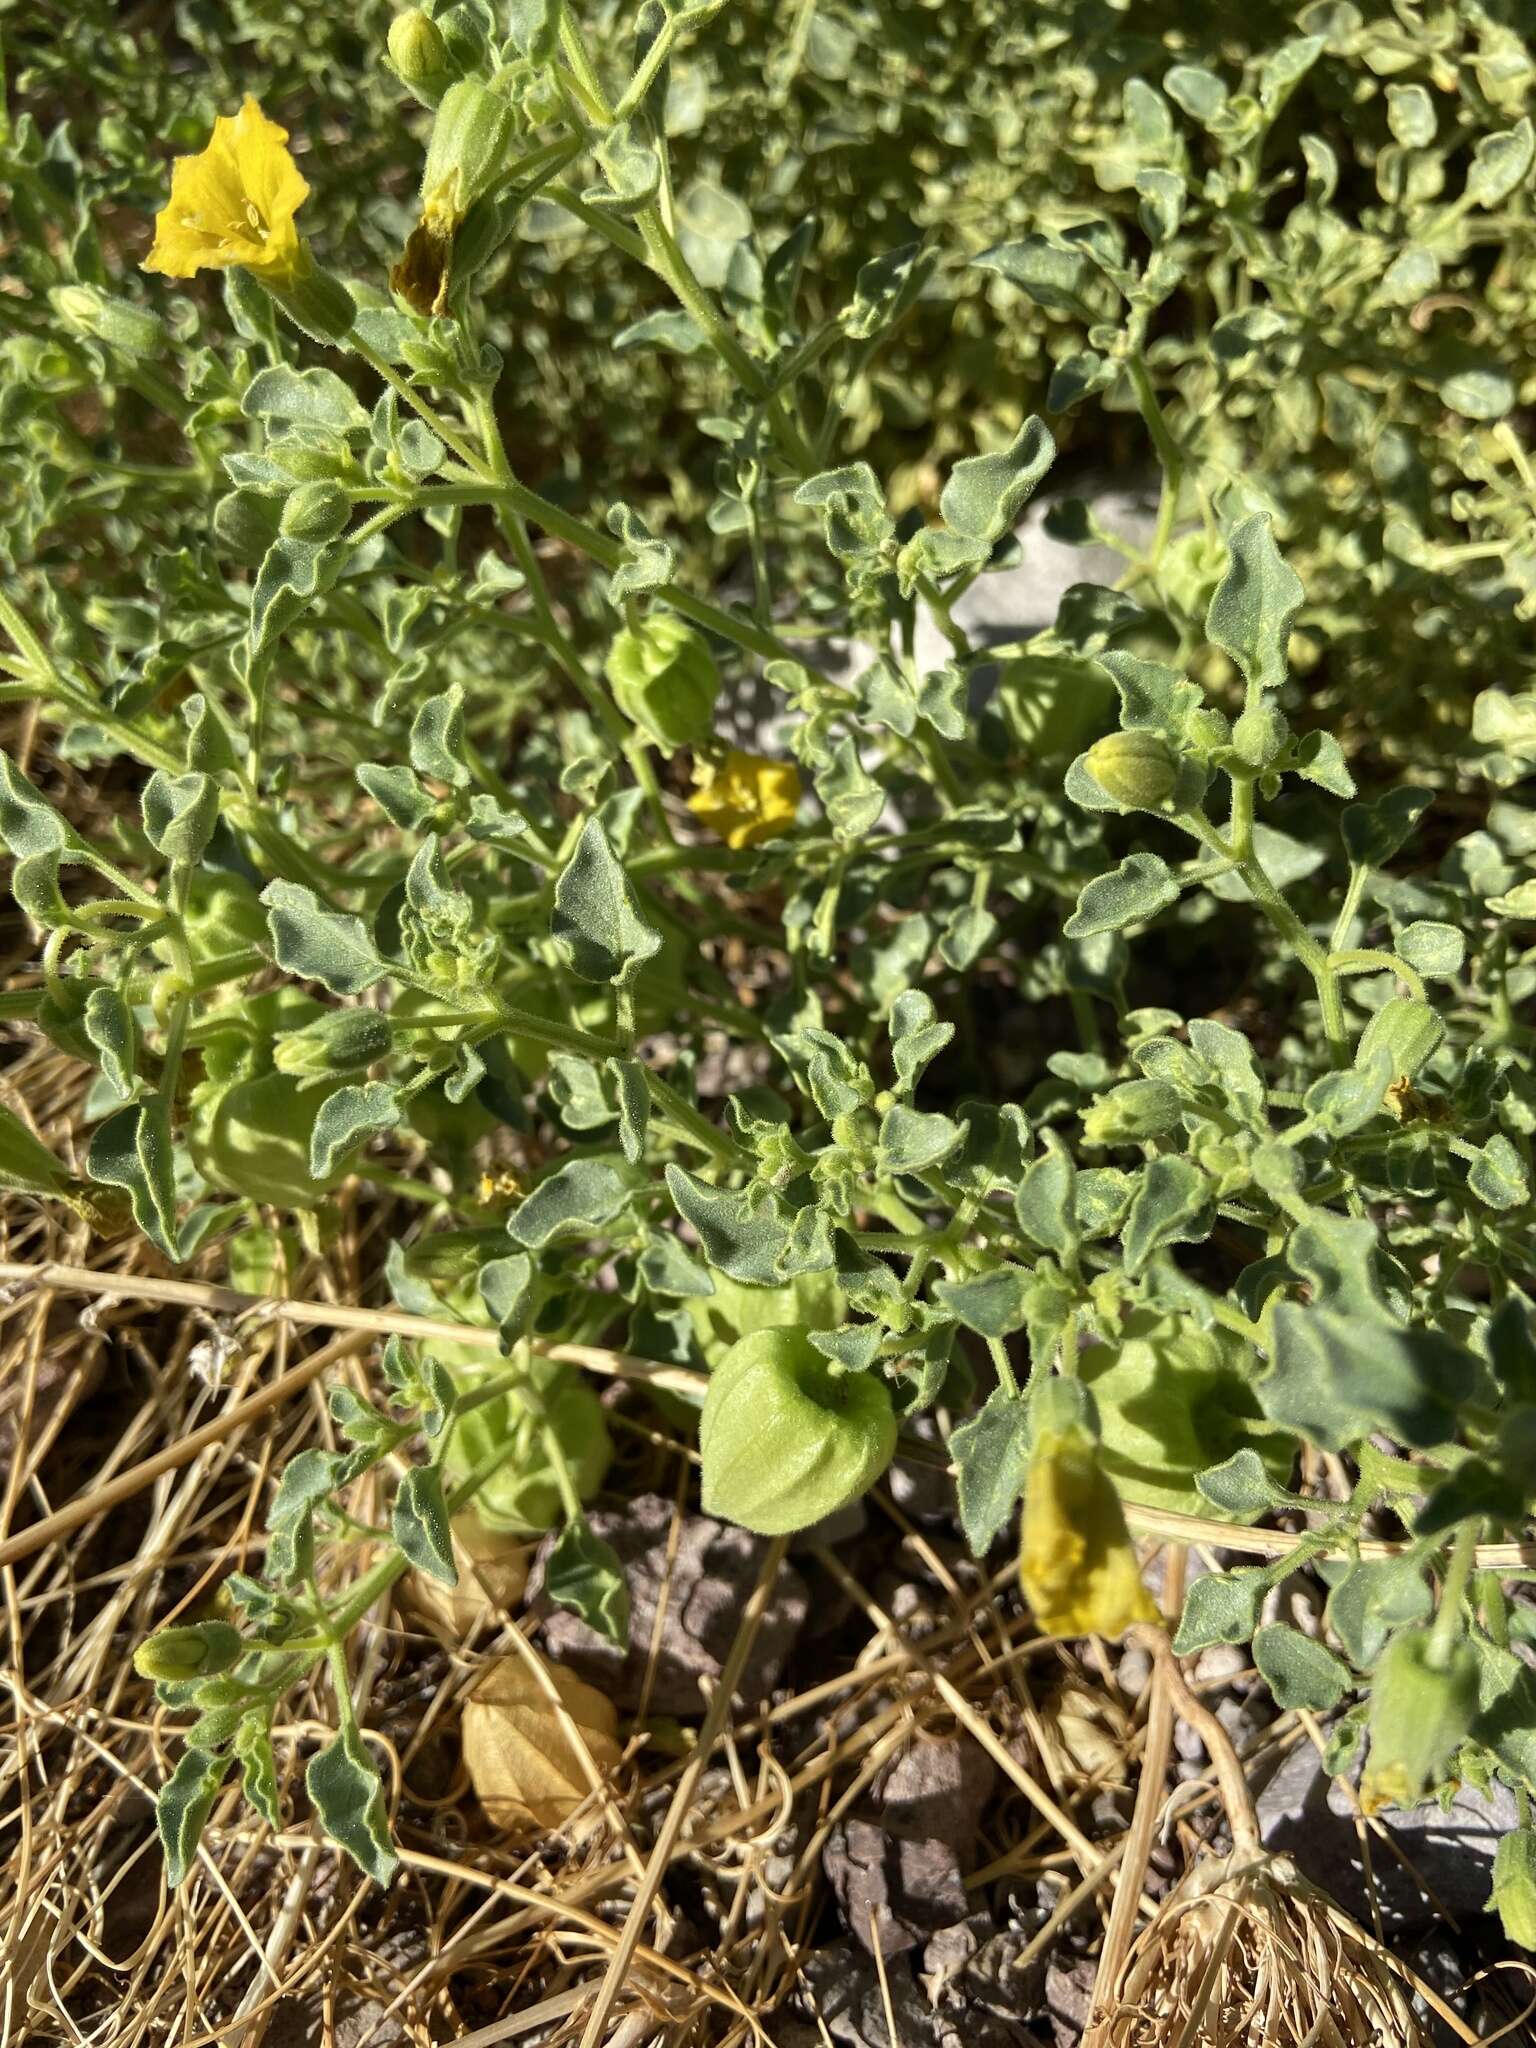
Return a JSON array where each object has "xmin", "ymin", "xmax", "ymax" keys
[
  {"xmin": 605, "ymin": 613, "xmax": 721, "ymax": 750},
  {"xmin": 1082, "ymin": 1078, "xmax": 1181, "ymax": 1148},
  {"xmin": 1083, "ymin": 729, "xmax": 1179, "ymax": 808},
  {"xmin": 1232, "ymin": 700, "xmax": 1288, "ymax": 770},
  {"xmin": 133, "ymin": 1620, "xmax": 243, "ymax": 1683},
  {"xmin": 1360, "ymin": 1627, "xmax": 1479, "ymax": 1813},
  {"xmin": 388, "ymin": 8, "xmax": 452, "ymax": 101},
  {"xmin": 280, "ymin": 481, "xmax": 352, "ymax": 541},
  {"xmin": 700, "ymin": 1326, "xmax": 897, "ymax": 1535},
  {"xmin": 1356, "ymin": 996, "xmax": 1446, "ymax": 1083},
  {"xmin": 51, "ymin": 284, "xmax": 168, "ymax": 362},
  {"xmin": 1489, "ymin": 1831, "xmax": 1536, "ymax": 1950},
  {"xmin": 273, "ymin": 1006, "xmax": 394, "ymax": 1081}
]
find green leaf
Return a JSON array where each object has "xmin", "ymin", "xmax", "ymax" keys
[
  {"xmin": 306, "ymin": 1725, "xmax": 399, "ymax": 1884},
  {"xmin": 1395, "ymin": 921, "xmax": 1464, "ymax": 979},
  {"xmin": 544, "ymin": 1517, "xmax": 631, "ymax": 1647},
  {"xmin": 261, "ymin": 881, "xmax": 386, "ymax": 997},
  {"xmin": 606, "ymin": 502, "xmax": 676, "ymax": 601},
  {"xmin": 84, "ymin": 986, "xmax": 136, "ymax": 1100},
  {"xmin": 88, "ymin": 1100, "xmax": 178, "ymax": 1259},
  {"xmin": 1205, "ymin": 514, "xmax": 1303, "ymax": 696},
  {"xmin": 1015, "ymin": 1135, "xmax": 1079, "ymax": 1260},
  {"xmin": 1065, "ymin": 852, "xmax": 1179, "ymax": 939},
  {"xmin": 0, "ymin": 1103, "xmax": 68, "ymax": 1194},
  {"xmin": 931, "ymin": 1265, "xmax": 1032, "ymax": 1338},
  {"xmin": 393, "ymin": 1464, "xmax": 456, "ymax": 1586},
  {"xmin": 1172, "ymin": 1569, "xmax": 1267, "ymax": 1655},
  {"xmin": 665, "ymin": 1165, "xmax": 792, "ymax": 1284},
  {"xmin": 949, "ymin": 1390, "xmax": 1031, "ymax": 1555},
  {"xmin": 309, "ymin": 1082, "xmax": 401, "ymax": 1180},
  {"xmin": 1121, "ymin": 1156, "xmax": 1210, "ymax": 1275},
  {"xmin": 1467, "ymin": 1134, "xmax": 1529, "ymax": 1211},
  {"xmin": 479, "ymin": 1251, "xmax": 536, "ymax": 1346},
  {"xmin": 236, "ymin": 1716, "xmax": 282, "ymax": 1830},
  {"xmin": 357, "ymin": 763, "xmax": 435, "ymax": 830},
  {"xmin": 156, "ymin": 1747, "xmax": 231, "ymax": 1889},
  {"xmin": 975, "ymin": 237, "xmax": 1093, "ymax": 318},
  {"xmin": 265, "ymin": 1446, "xmax": 341, "ymax": 1583},
  {"xmin": 142, "ymin": 770, "xmax": 219, "ymax": 866},
  {"xmin": 1341, "ymin": 786, "xmax": 1431, "ymax": 866},
  {"xmin": 1252, "ymin": 1623, "xmax": 1350, "ymax": 1711},
  {"xmin": 410, "ymin": 684, "xmax": 470, "ymax": 787},
  {"xmin": 607, "ymin": 1056, "xmax": 651, "ymax": 1166},
  {"xmin": 552, "ymin": 817, "xmax": 663, "ymax": 991},
  {"xmin": 1326, "ymin": 1559, "xmax": 1431, "ymax": 1669},
  {"xmin": 877, "ymin": 1104, "xmax": 962, "ymax": 1174},
  {"xmin": 1195, "ymin": 1448, "xmax": 1292, "ymax": 1521},
  {"xmin": 1261, "ymin": 1305, "xmax": 1468, "ymax": 1450},
  {"xmin": 889, "ymin": 989, "xmax": 954, "ymax": 1094},
  {"xmin": 0, "ymin": 752, "xmax": 71, "ymax": 856},
  {"xmin": 1304, "ymin": 1049, "xmax": 1392, "ymax": 1138},
  {"xmin": 1467, "ymin": 118, "xmax": 1535, "ymax": 208},
  {"xmin": 243, "ymin": 364, "xmax": 370, "ymax": 436},
  {"xmin": 592, "ymin": 119, "xmax": 660, "ymax": 215},
  {"xmin": 509, "ymin": 1158, "xmax": 632, "ymax": 1248}
]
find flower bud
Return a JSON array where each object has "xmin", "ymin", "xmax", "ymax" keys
[
  {"xmin": 280, "ymin": 480, "xmax": 353, "ymax": 541},
  {"xmin": 51, "ymin": 284, "xmax": 168, "ymax": 362},
  {"xmin": 133, "ymin": 1620, "xmax": 243, "ymax": 1682},
  {"xmin": 1360, "ymin": 1627, "xmax": 1479, "ymax": 1814},
  {"xmin": 605, "ymin": 613, "xmax": 720, "ymax": 749},
  {"xmin": 273, "ymin": 1006, "xmax": 394, "ymax": 1081},
  {"xmin": 1232, "ymin": 700, "xmax": 1288, "ymax": 771},
  {"xmin": 1082, "ymin": 1078, "xmax": 1181, "ymax": 1148},
  {"xmin": 700, "ymin": 1326, "xmax": 897, "ymax": 1535},
  {"xmin": 1489, "ymin": 1831, "xmax": 1536, "ymax": 1950},
  {"xmin": 1356, "ymin": 996, "xmax": 1446, "ymax": 1084},
  {"xmin": 388, "ymin": 8, "xmax": 452, "ymax": 102},
  {"xmin": 1083, "ymin": 729, "xmax": 1179, "ymax": 808}
]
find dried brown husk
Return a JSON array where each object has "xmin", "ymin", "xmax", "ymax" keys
[
  {"xmin": 1097, "ymin": 1849, "xmax": 1428, "ymax": 2047},
  {"xmin": 462, "ymin": 1652, "xmax": 622, "ymax": 1831},
  {"xmin": 407, "ymin": 1507, "xmax": 531, "ymax": 1634}
]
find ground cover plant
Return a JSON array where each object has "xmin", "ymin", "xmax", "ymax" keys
[{"xmin": 3, "ymin": 0, "xmax": 1536, "ymax": 2040}]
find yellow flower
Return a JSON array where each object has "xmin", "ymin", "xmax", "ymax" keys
[
  {"xmin": 144, "ymin": 97, "xmax": 310, "ymax": 285},
  {"xmin": 1019, "ymin": 1420, "xmax": 1157, "ymax": 1638},
  {"xmin": 687, "ymin": 749, "xmax": 801, "ymax": 850}
]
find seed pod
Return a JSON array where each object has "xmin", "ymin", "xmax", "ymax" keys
[
  {"xmin": 280, "ymin": 480, "xmax": 352, "ymax": 541},
  {"xmin": 1082, "ymin": 1078, "xmax": 1181, "ymax": 1148},
  {"xmin": 605, "ymin": 613, "xmax": 721, "ymax": 750},
  {"xmin": 700, "ymin": 1326, "xmax": 896, "ymax": 1535},
  {"xmin": 1489, "ymin": 1831, "xmax": 1536, "ymax": 1950},
  {"xmin": 1083, "ymin": 729, "xmax": 1179, "ymax": 808},
  {"xmin": 1360, "ymin": 1627, "xmax": 1479, "ymax": 1813},
  {"xmin": 133, "ymin": 1620, "xmax": 243, "ymax": 1682},
  {"xmin": 190, "ymin": 1072, "xmax": 341, "ymax": 1210}
]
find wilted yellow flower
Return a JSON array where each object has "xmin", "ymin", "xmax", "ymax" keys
[
  {"xmin": 687, "ymin": 749, "xmax": 801, "ymax": 850},
  {"xmin": 144, "ymin": 97, "xmax": 310, "ymax": 286},
  {"xmin": 1019, "ymin": 1420, "xmax": 1157, "ymax": 1638}
]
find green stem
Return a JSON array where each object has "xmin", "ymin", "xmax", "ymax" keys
[{"xmin": 1427, "ymin": 1521, "xmax": 1480, "ymax": 1670}]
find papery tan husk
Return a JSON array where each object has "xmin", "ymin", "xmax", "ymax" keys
[{"xmin": 1095, "ymin": 1848, "xmax": 1428, "ymax": 2047}]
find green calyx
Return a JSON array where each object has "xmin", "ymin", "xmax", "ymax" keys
[
  {"xmin": 1360, "ymin": 1627, "xmax": 1479, "ymax": 1814},
  {"xmin": 1084, "ymin": 729, "xmax": 1180, "ymax": 808},
  {"xmin": 699, "ymin": 1325, "xmax": 897, "ymax": 1535},
  {"xmin": 604, "ymin": 613, "xmax": 721, "ymax": 751}
]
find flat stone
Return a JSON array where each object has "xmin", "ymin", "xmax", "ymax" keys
[{"xmin": 1256, "ymin": 1737, "xmax": 1520, "ymax": 1928}]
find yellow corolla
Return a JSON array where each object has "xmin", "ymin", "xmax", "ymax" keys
[
  {"xmin": 687, "ymin": 749, "xmax": 801, "ymax": 850},
  {"xmin": 144, "ymin": 97, "xmax": 310, "ymax": 285},
  {"xmin": 1019, "ymin": 1420, "xmax": 1158, "ymax": 1638}
]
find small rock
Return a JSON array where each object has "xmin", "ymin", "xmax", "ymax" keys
[
  {"xmin": 1256, "ymin": 1738, "xmax": 1522, "ymax": 1927},
  {"xmin": 825, "ymin": 1733, "xmax": 996, "ymax": 1956},
  {"xmin": 529, "ymin": 1493, "xmax": 809, "ymax": 1714}
]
